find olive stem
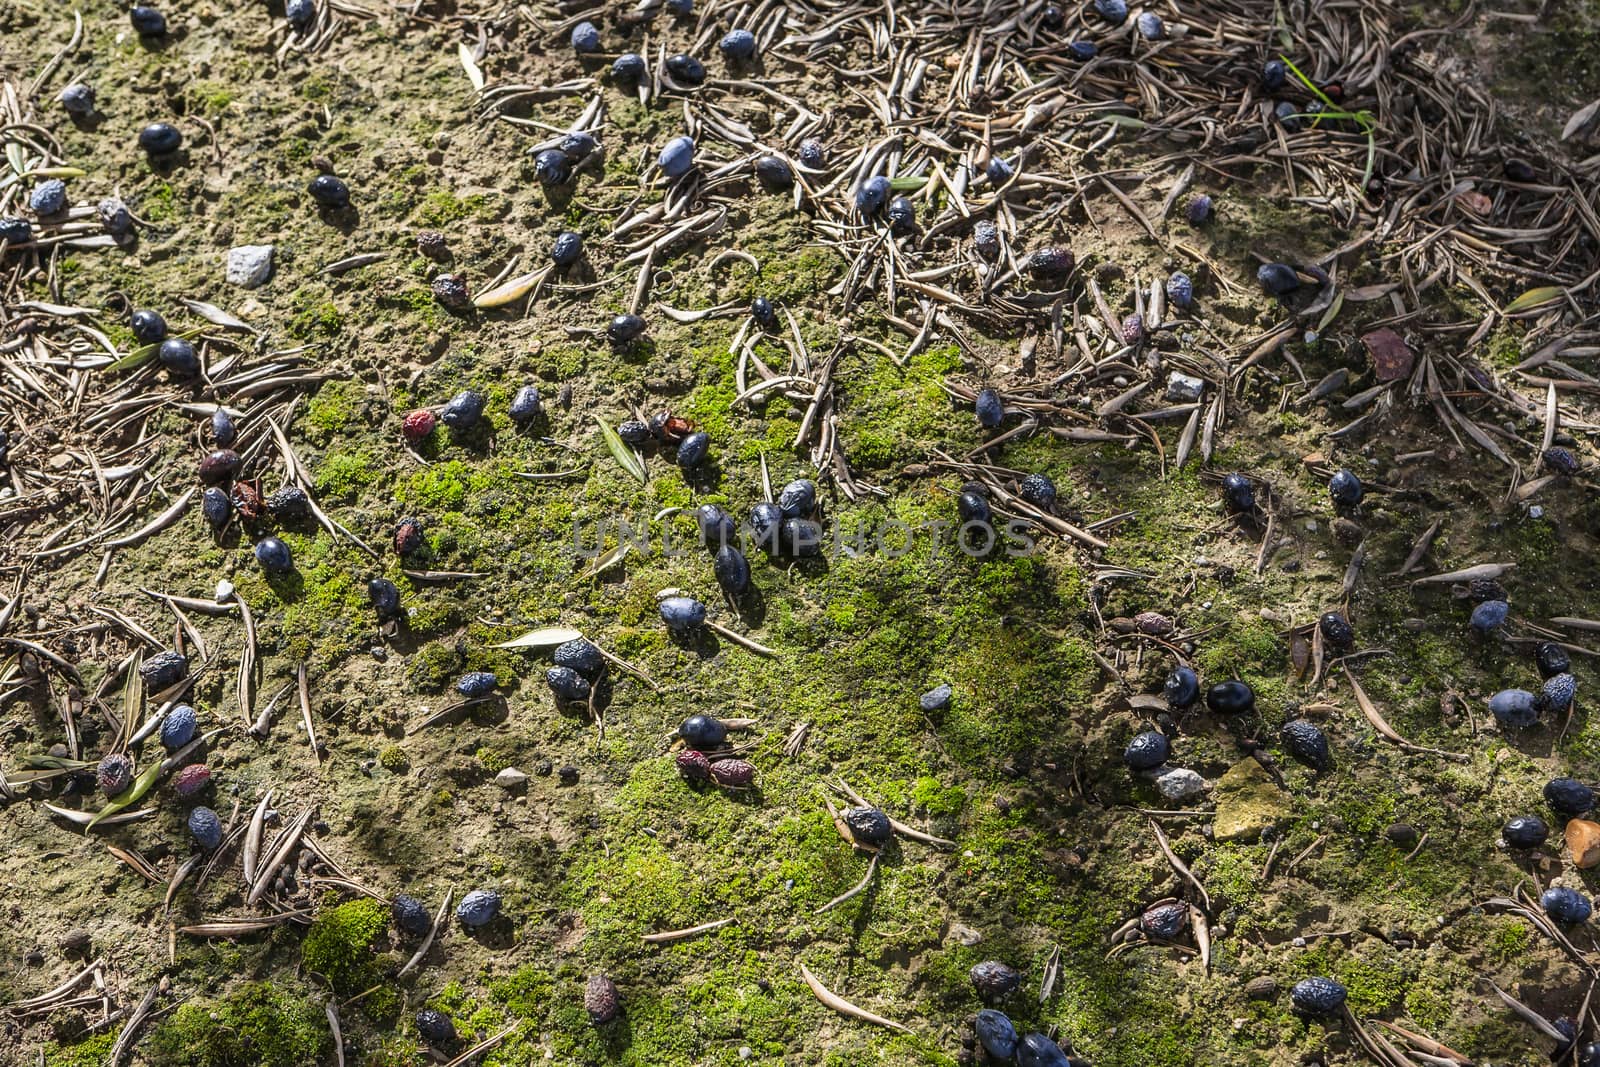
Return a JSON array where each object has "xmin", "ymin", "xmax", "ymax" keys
[{"xmin": 642, "ymin": 917, "xmax": 737, "ymax": 944}]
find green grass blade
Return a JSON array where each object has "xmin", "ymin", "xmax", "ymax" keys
[
  {"xmin": 105, "ymin": 343, "xmax": 158, "ymax": 372},
  {"xmin": 85, "ymin": 760, "xmax": 164, "ymax": 830},
  {"xmin": 594, "ymin": 416, "xmax": 647, "ymax": 484}
]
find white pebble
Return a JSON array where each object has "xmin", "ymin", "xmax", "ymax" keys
[{"xmin": 226, "ymin": 244, "xmax": 274, "ymax": 288}]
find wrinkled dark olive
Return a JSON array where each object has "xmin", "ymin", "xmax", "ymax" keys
[
  {"xmin": 798, "ymin": 139, "xmax": 825, "ymax": 169},
  {"xmin": 675, "ymin": 431, "xmax": 710, "ymax": 468},
  {"xmin": 1541, "ymin": 672, "xmax": 1577, "ymax": 712},
  {"xmin": 211, "ymin": 409, "xmax": 236, "ymax": 446},
  {"xmin": 266, "ymin": 486, "xmax": 309, "ymax": 521},
  {"xmin": 1186, "ymin": 194, "xmax": 1214, "ymax": 224},
  {"xmin": 974, "ymin": 1010, "xmax": 1019, "ymax": 1060},
  {"xmin": 416, "ymin": 1008, "xmax": 456, "ymax": 1046},
  {"xmin": 29, "ymin": 180, "xmax": 67, "ymax": 217},
  {"xmin": 546, "ymin": 666, "xmax": 591, "ymax": 704},
  {"xmin": 958, "ymin": 491, "xmax": 991, "ymax": 526},
  {"xmin": 1504, "ymin": 158, "xmax": 1537, "ymax": 183},
  {"xmin": 612, "ymin": 52, "xmax": 647, "ymax": 82},
  {"xmin": 533, "ymin": 149, "xmax": 572, "ymax": 185},
  {"xmin": 887, "ymin": 196, "xmax": 916, "ymax": 234},
  {"xmin": 841, "ymin": 806, "xmax": 891, "ymax": 847},
  {"xmin": 1093, "ymin": 0, "xmax": 1127, "ymax": 25},
  {"xmin": 130, "ymin": 6, "xmax": 167, "ymax": 35},
  {"xmin": 714, "ymin": 545, "xmax": 750, "ymax": 597},
  {"xmin": 441, "ymin": 390, "xmax": 486, "ymax": 430},
  {"xmin": 571, "ymin": 21, "xmax": 601, "ymax": 53},
  {"xmin": 456, "ymin": 671, "xmax": 498, "ymax": 698},
  {"xmin": 1543, "ymin": 447, "xmax": 1580, "ymax": 476},
  {"xmin": 1537, "ymin": 641, "xmax": 1572, "ymax": 680},
  {"xmin": 1318, "ymin": 612, "xmax": 1353, "ymax": 649},
  {"xmin": 1023, "ymin": 247, "xmax": 1074, "ymax": 277},
  {"xmin": 986, "ymin": 157, "xmax": 1013, "ymax": 184},
  {"xmin": 546, "ymin": 232, "xmax": 583, "ymax": 270},
  {"xmin": 694, "ymin": 504, "xmax": 736, "ymax": 548},
  {"xmin": 138, "ymin": 122, "xmax": 182, "ymax": 156},
  {"xmin": 1135, "ymin": 11, "xmax": 1164, "ymax": 39},
  {"xmin": 1206, "ymin": 680, "xmax": 1255, "ymax": 715},
  {"xmin": 607, "ymin": 313, "xmax": 647, "ymax": 344},
  {"xmin": 973, "ymin": 219, "xmax": 1000, "ymax": 258},
  {"xmin": 1221, "ymin": 472, "xmax": 1254, "ymax": 512},
  {"xmin": 1546, "ymin": 777, "xmax": 1594, "ymax": 816},
  {"xmin": 777, "ymin": 478, "xmax": 816, "ymax": 519},
  {"xmin": 1503, "ymin": 814, "xmax": 1549, "ymax": 849},
  {"xmin": 755, "ymin": 155, "xmax": 793, "ymax": 191},
  {"xmin": 553, "ymin": 638, "xmax": 605, "ymax": 679},
  {"xmin": 0, "ymin": 217, "xmax": 34, "ymax": 246},
  {"xmin": 780, "ymin": 517, "xmax": 823, "ymax": 557},
  {"xmin": 1490, "ymin": 689, "xmax": 1538, "ymax": 728},
  {"xmin": 680, "ymin": 713, "xmax": 726, "ymax": 749},
  {"xmin": 1167, "ymin": 271, "xmax": 1193, "ymax": 308},
  {"xmin": 1067, "ymin": 41, "xmax": 1097, "ymax": 61},
  {"xmin": 510, "ymin": 385, "xmax": 542, "ymax": 423},
  {"xmin": 1262, "ymin": 59, "xmax": 1287, "ymax": 92},
  {"xmin": 1123, "ymin": 730, "xmax": 1170, "ymax": 771},
  {"xmin": 719, "ymin": 29, "xmax": 757, "ymax": 60},
  {"xmin": 1163, "ymin": 666, "xmax": 1199, "ymax": 708},
  {"xmin": 308, "ymin": 174, "xmax": 349, "ymax": 209},
  {"xmin": 131, "ymin": 309, "xmax": 168, "ymax": 345},
  {"xmin": 1469, "ymin": 599, "xmax": 1509, "ymax": 635},
  {"xmin": 750, "ymin": 296, "xmax": 778, "ymax": 328},
  {"xmin": 855, "ymin": 176, "xmax": 891, "ymax": 216},
  {"xmin": 1290, "ymin": 977, "xmax": 1347, "ymax": 1015},
  {"xmin": 201, "ymin": 487, "xmax": 230, "ymax": 531},
  {"xmin": 660, "ymin": 596, "xmax": 707, "ymax": 633},
  {"xmin": 1039, "ymin": 4, "xmax": 1064, "ymax": 29},
  {"xmin": 748, "ymin": 502, "xmax": 783, "ymax": 551},
  {"xmin": 1018, "ymin": 473, "xmax": 1056, "ymax": 511},
  {"xmin": 59, "ymin": 83, "xmax": 95, "ymax": 116},
  {"xmin": 970, "ymin": 961, "xmax": 1021, "ymax": 1000},
  {"xmin": 559, "ymin": 132, "xmax": 598, "ymax": 161},
  {"xmin": 1542, "ymin": 886, "xmax": 1592, "ymax": 925},
  {"xmin": 1140, "ymin": 902, "xmax": 1188, "ymax": 939},
  {"xmin": 1281, "ymin": 719, "xmax": 1330, "ymax": 770},
  {"xmin": 392, "ymin": 895, "xmax": 431, "ymax": 936},
  {"xmin": 140, "ymin": 649, "xmax": 189, "ymax": 690},
  {"xmin": 286, "ymin": 0, "xmax": 315, "ymax": 30},
  {"xmin": 1016, "ymin": 1032, "xmax": 1072, "ymax": 1067},
  {"xmin": 1328, "ymin": 468, "xmax": 1363, "ymax": 508},
  {"xmin": 665, "ymin": 54, "xmax": 705, "ymax": 86},
  {"xmin": 1257, "ymin": 263, "xmax": 1300, "ymax": 294},
  {"xmin": 976, "ymin": 388, "xmax": 1003, "ymax": 428},
  {"xmin": 158, "ymin": 337, "xmax": 199, "ymax": 376},
  {"xmin": 617, "ymin": 419, "xmax": 651, "ymax": 444},
  {"xmin": 367, "ymin": 577, "xmax": 401, "ymax": 618}
]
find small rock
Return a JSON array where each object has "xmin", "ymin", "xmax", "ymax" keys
[
  {"xmin": 920, "ymin": 684, "xmax": 953, "ymax": 712},
  {"xmin": 1165, "ymin": 371, "xmax": 1206, "ymax": 402},
  {"xmin": 226, "ymin": 244, "xmax": 274, "ymax": 288},
  {"xmin": 1362, "ymin": 327, "xmax": 1415, "ymax": 382},
  {"xmin": 1385, "ymin": 823, "xmax": 1418, "ymax": 847},
  {"xmin": 60, "ymin": 930, "xmax": 91, "ymax": 957},
  {"xmin": 1212, "ymin": 759, "xmax": 1288, "ymax": 842},
  {"xmin": 558, "ymin": 765, "xmax": 579, "ymax": 785},
  {"xmin": 495, "ymin": 767, "xmax": 528, "ymax": 790},
  {"xmin": 1156, "ymin": 767, "xmax": 1206, "ymax": 803},
  {"xmin": 949, "ymin": 923, "xmax": 983, "ymax": 946},
  {"xmin": 1244, "ymin": 976, "xmax": 1277, "ymax": 1000},
  {"xmin": 1567, "ymin": 819, "xmax": 1600, "ymax": 868}
]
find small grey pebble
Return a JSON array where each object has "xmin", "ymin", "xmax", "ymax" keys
[
  {"xmin": 919, "ymin": 683, "xmax": 952, "ymax": 712},
  {"xmin": 1244, "ymin": 976, "xmax": 1278, "ymax": 1000}
]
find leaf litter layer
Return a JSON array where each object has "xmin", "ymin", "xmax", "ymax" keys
[{"xmin": 1, "ymin": 0, "xmax": 1599, "ymax": 1064}]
